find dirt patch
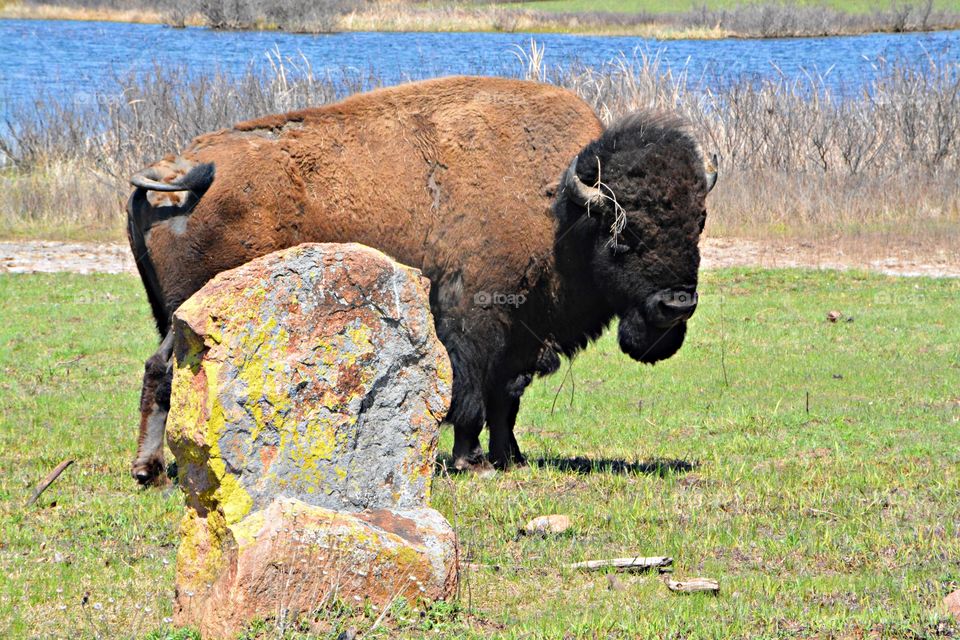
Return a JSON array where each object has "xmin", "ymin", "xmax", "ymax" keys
[
  {"xmin": 0, "ymin": 241, "xmax": 136, "ymax": 275},
  {"xmin": 701, "ymin": 237, "xmax": 960, "ymax": 278},
  {"xmin": 1, "ymin": 238, "xmax": 958, "ymax": 278}
]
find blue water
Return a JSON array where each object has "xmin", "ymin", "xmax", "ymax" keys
[{"xmin": 0, "ymin": 18, "xmax": 957, "ymax": 114}]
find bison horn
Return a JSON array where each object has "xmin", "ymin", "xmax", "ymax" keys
[
  {"xmin": 130, "ymin": 168, "xmax": 190, "ymax": 192},
  {"xmin": 705, "ymin": 153, "xmax": 719, "ymax": 194},
  {"xmin": 564, "ymin": 157, "xmax": 605, "ymax": 208}
]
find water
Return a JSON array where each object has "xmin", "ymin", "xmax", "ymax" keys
[{"xmin": 0, "ymin": 18, "xmax": 957, "ymax": 115}]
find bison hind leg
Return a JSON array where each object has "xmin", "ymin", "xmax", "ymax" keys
[{"xmin": 132, "ymin": 331, "xmax": 174, "ymax": 486}]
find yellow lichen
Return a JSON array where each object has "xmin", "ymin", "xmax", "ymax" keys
[
  {"xmin": 229, "ymin": 510, "xmax": 267, "ymax": 550},
  {"xmin": 177, "ymin": 507, "xmax": 232, "ymax": 593}
]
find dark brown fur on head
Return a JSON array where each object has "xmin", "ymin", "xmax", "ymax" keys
[{"xmin": 556, "ymin": 111, "xmax": 711, "ymax": 364}]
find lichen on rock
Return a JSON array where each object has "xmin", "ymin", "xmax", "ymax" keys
[{"xmin": 167, "ymin": 243, "xmax": 452, "ymax": 519}]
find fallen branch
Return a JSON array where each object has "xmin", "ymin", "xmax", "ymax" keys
[
  {"xmin": 568, "ymin": 556, "xmax": 673, "ymax": 572},
  {"xmin": 464, "ymin": 556, "xmax": 673, "ymax": 574},
  {"xmin": 27, "ymin": 459, "xmax": 74, "ymax": 506},
  {"xmin": 664, "ymin": 576, "xmax": 720, "ymax": 594}
]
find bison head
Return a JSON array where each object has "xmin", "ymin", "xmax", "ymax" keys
[{"xmin": 562, "ymin": 113, "xmax": 717, "ymax": 364}]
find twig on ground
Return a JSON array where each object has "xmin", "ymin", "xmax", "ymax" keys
[
  {"xmin": 466, "ymin": 556, "xmax": 673, "ymax": 573},
  {"xmin": 568, "ymin": 556, "xmax": 673, "ymax": 572},
  {"xmin": 27, "ymin": 459, "xmax": 74, "ymax": 506}
]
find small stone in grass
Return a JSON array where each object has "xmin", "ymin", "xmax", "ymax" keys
[
  {"xmin": 826, "ymin": 310, "xmax": 843, "ymax": 322},
  {"xmin": 945, "ymin": 589, "xmax": 960, "ymax": 621},
  {"xmin": 522, "ymin": 514, "xmax": 571, "ymax": 536}
]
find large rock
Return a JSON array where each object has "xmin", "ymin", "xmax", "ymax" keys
[{"xmin": 166, "ymin": 243, "xmax": 456, "ymax": 638}]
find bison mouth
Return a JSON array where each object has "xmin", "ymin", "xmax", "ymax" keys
[{"xmin": 617, "ymin": 307, "xmax": 688, "ymax": 364}]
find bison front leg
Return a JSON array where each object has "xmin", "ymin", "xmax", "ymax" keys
[
  {"xmin": 131, "ymin": 331, "xmax": 173, "ymax": 486},
  {"xmin": 486, "ymin": 377, "xmax": 529, "ymax": 470},
  {"xmin": 451, "ymin": 398, "xmax": 487, "ymax": 472}
]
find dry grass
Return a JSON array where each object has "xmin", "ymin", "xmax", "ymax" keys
[
  {"xmin": 551, "ymin": 50, "xmax": 960, "ymax": 249},
  {"xmin": 2, "ymin": 49, "xmax": 958, "ymax": 254},
  {"xmin": 337, "ymin": 4, "xmax": 732, "ymax": 37},
  {"xmin": 0, "ymin": 0, "xmax": 731, "ymax": 37},
  {"xmin": 0, "ymin": 2, "xmax": 173, "ymax": 22},
  {"xmin": 0, "ymin": 159, "xmax": 122, "ymax": 240}
]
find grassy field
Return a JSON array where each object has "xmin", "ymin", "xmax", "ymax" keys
[{"xmin": 1, "ymin": 268, "xmax": 959, "ymax": 638}]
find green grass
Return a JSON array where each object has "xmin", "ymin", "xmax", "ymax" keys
[
  {"xmin": 1, "ymin": 269, "xmax": 958, "ymax": 638},
  {"xmin": 498, "ymin": 0, "xmax": 960, "ymax": 15}
]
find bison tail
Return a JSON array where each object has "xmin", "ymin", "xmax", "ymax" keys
[{"xmin": 126, "ymin": 162, "xmax": 216, "ymax": 337}]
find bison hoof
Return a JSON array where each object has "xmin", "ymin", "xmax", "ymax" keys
[
  {"xmin": 453, "ymin": 455, "xmax": 494, "ymax": 475},
  {"xmin": 131, "ymin": 458, "xmax": 166, "ymax": 487},
  {"xmin": 490, "ymin": 452, "xmax": 527, "ymax": 470}
]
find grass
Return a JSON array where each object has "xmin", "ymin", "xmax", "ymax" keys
[
  {"xmin": 1, "ymin": 268, "xmax": 958, "ymax": 637},
  {"xmin": 0, "ymin": 2, "xmax": 167, "ymax": 23}
]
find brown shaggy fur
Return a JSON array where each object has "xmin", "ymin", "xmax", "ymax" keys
[{"xmin": 142, "ymin": 76, "xmax": 601, "ymax": 321}]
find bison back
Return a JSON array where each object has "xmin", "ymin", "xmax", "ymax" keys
[{"xmin": 133, "ymin": 76, "xmax": 603, "ymax": 318}]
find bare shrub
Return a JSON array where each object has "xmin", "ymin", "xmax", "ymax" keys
[
  {"xmin": 1, "ymin": 53, "xmax": 378, "ymax": 178},
  {"xmin": 11, "ymin": 0, "xmax": 960, "ymax": 35},
  {"xmin": 677, "ymin": 1, "xmax": 960, "ymax": 37}
]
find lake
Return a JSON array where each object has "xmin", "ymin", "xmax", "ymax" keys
[{"xmin": 0, "ymin": 18, "xmax": 958, "ymax": 116}]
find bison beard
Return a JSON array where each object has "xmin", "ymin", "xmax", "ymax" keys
[
  {"xmin": 617, "ymin": 308, "xmax": 688, "ymax": 364},
  {"xmin": 126, "ymin": 77, "xmax": 715, "ymax": 484}
]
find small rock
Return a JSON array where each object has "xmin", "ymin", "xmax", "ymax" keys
[
  {"xmin": 945, "ymin": 589, "xmax": 960, "ymax": 620},
  {"xmin": 826, "ymin": 310, "xmax": 843, "ymax": 322},
  {"xmin": 522, "ymin": 514, "xmax": 571, "ymax": 536}
]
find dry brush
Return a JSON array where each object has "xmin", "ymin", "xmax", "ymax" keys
[{"xmin": 2, "ymin": 48, "xmax": 958, "ymax": 250}]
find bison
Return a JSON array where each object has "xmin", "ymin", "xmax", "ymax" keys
[{"xmin": 127, "ymin": 75, "xmax": 716, "ymax": 485}]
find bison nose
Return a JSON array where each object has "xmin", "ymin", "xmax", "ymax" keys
[{"xmin": 646, "ymin": 287, "xmax": 698, "ymax": 328}]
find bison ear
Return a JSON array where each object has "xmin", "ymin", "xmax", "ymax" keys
[{"xmin": 705, "ymin": 153, "xmax": 718, "ymax": 194}]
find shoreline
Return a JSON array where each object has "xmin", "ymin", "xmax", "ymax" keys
[{"xmin": 3, "ymin": 3, "xmax": 959, "ymax": 39}]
